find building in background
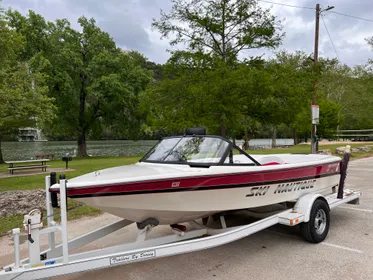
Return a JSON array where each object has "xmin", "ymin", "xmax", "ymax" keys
[{"xmin": 18, "ymin": 127, "xmax": 47, "ymax": 142}]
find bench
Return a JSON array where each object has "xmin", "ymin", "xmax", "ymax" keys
[
  {"xmin": 6, "ymin": 159, "xmax": 51, "ymax": 174},
  {"xmin": 8, "ymin": 165, "xmax": 51, "ymax": 174},
  {"xmin": 36, "ymin": 153, "xmax": 55, "ymax": 160}
]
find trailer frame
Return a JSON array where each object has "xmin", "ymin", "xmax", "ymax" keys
[{"xmin": 0, "ymin": 171, "xmax": 361, "ymax": 280}]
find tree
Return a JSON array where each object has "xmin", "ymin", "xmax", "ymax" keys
[
  {"xmin": 6, "ymin": 9, "xmax": 51, "ymax": 62},
  {"xmin": 0, "ymin": 8, "xmax": 55, "ymax": 163},
  {"xmin": 151, "ymin": 0, "xmax": 283, "ymax": 136},
  {"xmin": 153, "ymin": 0, "xmax": 283, "ymax": 63},
  {"xmin": 145, "ymin": 52, "xmax": 269, "ymax": 137},
  {"xmin": 6, "ymin": 10, "xmax": 153, "ymax": 156},
  {"xmin": 44, "ymin": 17, "xmax": 152, "ymax": 156},
  {"xmin": 315, "ymin": 98, "xmax": 340, "ymax": 138},
  {"xmin": 315, "ymin": 59, "xmax": 355, "ymax": 131},
  {"xmin": 342, "ymin": 64, "xmax": 373, "ymax": 130},
  {"xmin": 260, "ymin": 51, "xmax": 315, "ymax": 145}
]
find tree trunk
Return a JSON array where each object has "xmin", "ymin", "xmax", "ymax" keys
[
  {"xmin": 220, "ymin": 114, "xmax": 227, "ymax": 137},
  {"xmin": 271, "ymin": 126, "xmax": 277, "ymax": 148},
  {"xmin": 242, "ymin": 115, "xmax": 249, "ymax": 150},
  {"xmin": 220, "ymin": 123, "xmax": 227, "ymax": 137},
  {"xmin": 243, "ymin": 126, "xmax": 249, "ymax": 150},
  {"xmin": 77, "ymin": 102, "xmax": 88, "ymax": 157},
  {"xmin": 292, "ymin": 128, "xmax": 298, "ymax": 145},
  {"xmin": 0, "ymin": 138, "xmax": 4, "ymax": 164},
  {"xmin": 77, "ymin": 72, "xmax": 88, "ymax": 157},
  {"xmin": 77, "ymin": 130, "xmax": 88, "ymax": 157}
]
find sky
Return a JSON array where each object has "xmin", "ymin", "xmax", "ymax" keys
[{"xmin": 2, "ymin": 0, "xmax": 373, "ymax": 67}]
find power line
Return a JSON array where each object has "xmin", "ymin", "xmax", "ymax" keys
[
  {"xmin": 320, "ymin": 14, "xmax": 340, "ymax": 61},
  {"xmin": 257, "ymin": 0, "xmax": 373, "ymax": 23},
  {"xmin": 256, "ymin": 0, "xmax": 314, "ymax": 10},
  {"xmin": 327, "ymin": 11, "xmax": 373, "ymax": 23}
]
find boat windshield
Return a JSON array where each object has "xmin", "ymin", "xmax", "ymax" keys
[{"xmin": 141, "ymin": 136, "xmax": 230, "ymax": 164}]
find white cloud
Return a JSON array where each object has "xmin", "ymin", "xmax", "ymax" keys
[{"xmin": 2, "ymin": 0, "xmax": 373, "ymax": 66}]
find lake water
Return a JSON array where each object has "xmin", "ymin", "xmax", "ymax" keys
[
  {"xmin": 1, "ymin": 140, "xmax": 157, "ymax": 161},
  {"xmin": 1, "ymin": 138, "xmax": 294, "ymax": 161}
]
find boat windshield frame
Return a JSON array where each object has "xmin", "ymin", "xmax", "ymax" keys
[{"xmin": 139, "ymin": 135, "xmax": 260, "ymax": 167}]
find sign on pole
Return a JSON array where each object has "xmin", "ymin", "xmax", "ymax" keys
[{"xmin": 312, "ymin": 105, "xmax": 319, "ymax": 124}]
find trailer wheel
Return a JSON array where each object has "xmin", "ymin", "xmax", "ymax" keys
[{"xmin": 301, "ymin": 199, "xmax": 330, "ymax": 243}]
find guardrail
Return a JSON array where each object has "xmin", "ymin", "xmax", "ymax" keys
[{"xmin": 334, "ymin": 129, "xmax": 373, "ymax": 141}]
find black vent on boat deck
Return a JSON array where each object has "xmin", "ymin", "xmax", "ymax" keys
[{"xmin": 185, "ymin": 127, "xmax": 206, "ymax": 135}]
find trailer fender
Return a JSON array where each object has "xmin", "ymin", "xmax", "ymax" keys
[{"xmin": 293, "ymin": 193, "xmax": 330, "ymax": 223}]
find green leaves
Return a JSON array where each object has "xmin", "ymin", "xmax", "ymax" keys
[
  {"xmin": 3, "ymin": 8, "xmax": 152, "ymax": 155},
  {"xmin": 145, "ymin": 54, "xmax": 259, "ymax": 136},
  {"xmin": 0, "ymin": 9, "xmax": 55, "ymax": 142},
  {"xmin": 150, "ymin": 0, "xmax": 284, "ymax": 136},
  {"xmin": 44, "ymin": 16, "xmax": 152, "ymax": 153},
  {"xmin": 152, "ymin": 0, "xmax": 283, "ymax": 63}
]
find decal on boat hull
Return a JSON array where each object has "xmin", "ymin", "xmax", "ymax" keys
[
  {"xmin": 274, "ymin": 179, "xmax": 316, "ymax": 194},
  {"xmin": 246, "ymin": 179, "xmax": 317, "ymax": 197}
]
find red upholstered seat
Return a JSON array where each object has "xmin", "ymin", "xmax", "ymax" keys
[{"xmin": 261, "ymin": 161, "xmax": 281, "ymax": 166}]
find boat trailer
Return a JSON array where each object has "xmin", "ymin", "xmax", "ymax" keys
[{"xmin": 0, "ymin": 153, "xmax": 362, "ymax": 279}]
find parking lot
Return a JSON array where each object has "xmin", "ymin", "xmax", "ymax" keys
[
  {"xmin": 1, "ymin": 157, "xmax": 372, "ymax": 280},
  {"xmin": 54, "ymin": 157, "xmax": 372, "ymax": 280}
]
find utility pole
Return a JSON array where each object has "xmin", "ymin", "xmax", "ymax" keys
[
  {"xmin": 311, "ymin": 3, "xmax": 320, "ymax": 154},
  {"xmin": 311, "ymin": 4, "xmax": 334, "ymax": 154}
]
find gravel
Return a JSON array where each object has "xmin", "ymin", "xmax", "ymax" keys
[{"xmin": 0, "ymin": 189, "xmax": 46, "ymax": 218}]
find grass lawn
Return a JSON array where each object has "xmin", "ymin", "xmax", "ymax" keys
[
  {"xmin": 0, "ymin": 156, "xmax": 141, "ymax": 192},
  {"xmin": 247, "ymin": 142, "xmax": 373, "ymax": 158},
  {"xmin": 0, "ymin": 142, "xmax": 372, "ymax": 234},
  {"xmin": 0, "ymin": 156, "xmax": 140, "ymax": 234}
]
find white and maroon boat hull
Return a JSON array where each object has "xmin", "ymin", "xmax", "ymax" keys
[
  {"xmin": 50, "ymin": 154, "xmax": 342, "ymax": 225},
  {"xmin": 75, "ymin": 174, "xmax": 339, "ymax": 225}
]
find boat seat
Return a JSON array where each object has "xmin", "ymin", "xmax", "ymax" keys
[{"xmin": 261, "ymin": 162, "xmax": 281, "ymax": 166}]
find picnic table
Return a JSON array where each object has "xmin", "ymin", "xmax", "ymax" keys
[
  {"xmin": 36, "ymin": 153, "xmax": 55, "ymax": 160},
  {"xmin": 6, "ymin": 159, "xmax": 51, "ymax": 174}
]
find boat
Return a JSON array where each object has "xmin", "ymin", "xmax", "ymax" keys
[{"xmin": 49, "ymin": 127, "xmax": 343, "ymax": 225}]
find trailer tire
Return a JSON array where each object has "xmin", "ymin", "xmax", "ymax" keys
[{"xmin": 300, "ymin": 199, "xmax": 330, "ymax": 243}]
